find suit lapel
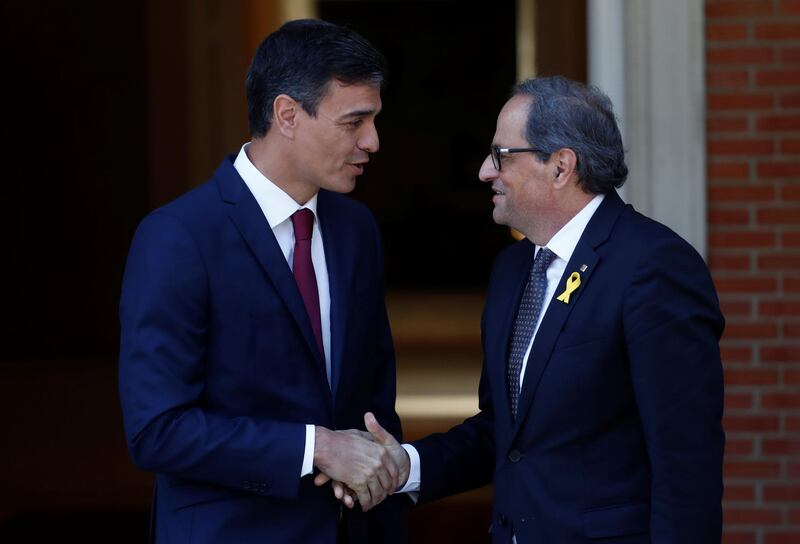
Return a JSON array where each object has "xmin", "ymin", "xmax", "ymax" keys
[
  {"xmin": 316, "ymin": 190, "xmax": 351, "ymax": 397},
  {"xmin": 216, "ymin": 159, "xmax": 327, "ymax": 380},
  {"xmin": 511, "ymin": 191, "xmax": 627, "ymax": 439}
]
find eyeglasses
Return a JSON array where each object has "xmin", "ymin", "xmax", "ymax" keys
[{"xmin": 490, "ymin": 145, "xmax": 541, "ymax": 171}]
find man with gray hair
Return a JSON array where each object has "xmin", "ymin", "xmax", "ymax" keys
[{"xmin": 359, "ymin": 76, "xmax": 725, "ymax": 543}]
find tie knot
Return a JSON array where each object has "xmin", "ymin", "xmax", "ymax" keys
[
  {"xmin": 532, "ymin": 247, "xmax": 556, "ymax": 274},
  {"xmin": 291, "ymin": 208, "xmax": 315, "ymax": 241}
]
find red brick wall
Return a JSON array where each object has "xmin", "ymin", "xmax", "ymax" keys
[{"xmin": 707, "ymin": 1, "xmax": 800, "ymax": 542}]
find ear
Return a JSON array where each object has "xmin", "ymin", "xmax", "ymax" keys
[
  {"xmin": 551, "ymin": 148, "xmax": 578, "ymax": 189},
  {"xmin": 273, "ymin": 94, "xmax": 299, "ymax": 138}
]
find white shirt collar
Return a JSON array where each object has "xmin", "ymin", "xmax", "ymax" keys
[
  {"xmin": 232, "ymin": 142, "xmax": 319, "ymax": 228},
  {"xmin": 539, "ymin": 193, "xmax": 605, "ymax": 262}
]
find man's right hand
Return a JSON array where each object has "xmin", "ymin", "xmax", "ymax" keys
[
  {"xmin": 315, "ymin": 413, "xmax": 411, "ymax": 510},
  {"xmin": 313, "ymin": 423, "xmax": 400, "ymax": 511}
]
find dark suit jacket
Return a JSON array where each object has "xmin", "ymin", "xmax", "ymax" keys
[
  {"xmin": 413, "ymin": 191, "xmax": 724, "ymax": 543},
  {"xmin": 119, "ymin": 157, "xmax": 406, "ymax": 543}
]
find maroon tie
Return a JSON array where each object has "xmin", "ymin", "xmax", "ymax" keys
[{"xmin": 291, "ymin": 208, "xmax": 325, "ymax": 361}]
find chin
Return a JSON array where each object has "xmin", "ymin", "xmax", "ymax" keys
[
  {"xmin": 326, "ymin": 178, "xmax": 357, "ymax": 194},
  {"xmin": 492, "ymin": 209, "xmax": 507, "ymax": 226}
]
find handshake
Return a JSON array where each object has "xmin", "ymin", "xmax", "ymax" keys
[{"xmin": 313, "ymin": 412, "xmax": 410, "ymax": 512}]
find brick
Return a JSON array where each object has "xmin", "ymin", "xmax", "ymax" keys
[
  {"xmin": 726, "ymin": 437, "xmax": 756, "ymax": 455},
  {"xmin": 787, "ymin": 276, "xmax": 800, "ymax": 292},
  {"xmin": 755, "ymin": 23, "xmax": 800, "ymax": 40},
  {"xmin": 708, "ymin": 69, "xmax": 750, "ymax": 87},
  {"xmin": 709, "ymin": 93, "xmax": 774, "ymax": 110},
  {"xmin": 781, "ymin": 92, "xmax": 800, "ymax": 107},
  {"xmin": 764, "ymin": 485, "xmax": 800, "ymax": 501},
  {"xmin": 756, "ymin": 206, "xmax": 800, "ymax": 223},
  {"xmin": 762, "ymin": 393, "xmax": 800, "ymax": 409},
  {"xmin": 759, "ymin": 300, "xmax": 800, "ymax": 315},
  {"xmin": 709, "ymin": 117, "xmax": 750, "ymax": 132},
  {"xmin": 787, "ymin": 415, "xmax": 800, "ymax": 430},
  {"xmin": 782, "ymin": 185, "xmax": 800, "ymax": 199},
  {"xmin": 758, "ymin": 116, "xmax": 800, "ymax": 131},
  {"xmin": 787, "ymin": 370, "xmax": 800, "ymax": 385},
  {"xmin": 724, "ymin": 534, "xmax": 757, "ymax": 544},
  {"xmin": 783, "ymin": 232, "xmax": 800, "ymax": 246},
  {"xmin": 724, "ymin": 508, "xmax": 782, "ymax": 525},
  {"xmin": 758, "ymin": 163, "xmax": 800, "ymax": 178},
  {"xmin": 763, "ymin": 438, "xmax": 800, "ymax": 453},
  {"xmin": 710, "ymin": 253, "xmax": 751, "ymax": 270},
  {"xmin": 765, "ymin": 534, "xmax": 800, "ymax": 544},
  {"xmin": 726, "ymin": 392, "xmax": 755, "ymax": 409},
  {"xmin": 708, "ymin": 47, "xmax": 775, "ymax": 65},
  {"xmin": 782, "ymin": 46, "xmax": 800, "ymax": 63},
  {"xmin": 757, "ymin": 69, "xmax": 800, "ymax": 86},
  {"xmin": 724, "ymin": 459, "xmax": 781, "ymax": 477},
  {"xmin": 787, "ymin": 322, "xmax": 800, "ymax": 337},
  {"xmin": 709, "ymin": 208, "xmax": 751, "ymax": 225},
  {"xmin": 725, "ymin": 367, "xmax": 779, "ymax": 385},
  {"xmin": 711, "ymin": 231, "xmax": 776, "ymax": 249},
  {"xmin": 722, "ymin": 300, "xmax": 752, "ymax": 316},
  {"xmin": 723, "ymin": 321, "xmax": 780, "ymax": 339},
  {"xmin": 707, "ymin": 2, "xmax": 774, "ymax": 18},
  {"xmin": 790, "ymin": 462, "xmax": 800, "ymax": 477},
  {"xmin": 708, "ymin": 139, "xmax": 774, "ymax": 155},
  {"xmin": 725, "ymin": 484, "xmax": 756, "ymax": 502},
  {"xmin": 723, "ymin": 416, "xmax": 779, "ymax": 433},
  {"xmin": 723, "ymin": 533, "xmax": 756, "ymax": 544},
  {"xmin": 791, "ymin": 508, "xmax": 800, "ymax": 523},
  {"xmin": 781, "ymin": 140, "xmax": 800, "ymax": 154},
  {"xmin": 708, "ymin": 163, "xmax": 751, "ymax": 179},
  {"xmin": 781, "ymin": 0, "xmax": 800, "ymax": 16},
  {"xmin": 714, "ymin": 276, "xmax": 778, "ymax": 293},
  {"xmin": 709, "ymin": 186, "xmax": 774, "ymax": 202},
  {"xmin": 708, "ymin": 23, "xmax": 749, "ymax": 41},
  {"xmin": 761, "ymin": 345, "xmax": 800, "ymax": 361},
  {"xmin": 721, "ymin": 345, "xmax": 754, "ymax": 362},
  {"xmin": 759, "ymin": 254, "xmax": 800, "ymax": 270}
]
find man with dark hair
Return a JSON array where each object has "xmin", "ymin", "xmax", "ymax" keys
[
  {"xmin": 119, "ymin": 19, "xmax": 406, "ymax": 543},
  {"xmin": 364, "ymin": 76, "xmax": 725, "ymax": 543}
]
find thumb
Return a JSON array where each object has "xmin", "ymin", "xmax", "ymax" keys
[{"xmin": 364, "ymin": 412, "xmax": 396, "ymax": 446}]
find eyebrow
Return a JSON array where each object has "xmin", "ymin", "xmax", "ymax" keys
[{"xmin": 337, "ymin": 107, "xmax": 381, "ymax": 120}]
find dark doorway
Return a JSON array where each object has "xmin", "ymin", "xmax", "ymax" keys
[{"xmin": 319, "ymin": 0, "xmax": 518, "ymax": 290}]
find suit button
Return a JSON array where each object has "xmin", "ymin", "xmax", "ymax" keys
[
  {"xmin": 508, "ymin": 449, "xmax": 521, "ymax": 463},
  {"xmin": 499, "ymin": 514, "xmax": 508, "ymax": 527}
]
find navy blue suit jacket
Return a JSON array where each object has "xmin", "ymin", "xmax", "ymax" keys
[
  {"xmin": 119, "ymin": 157, "xmax": 406, "ymax": 543},
  {"xmin": 413, "ymin": 191, "xmax": 724, "ymax": 543}
]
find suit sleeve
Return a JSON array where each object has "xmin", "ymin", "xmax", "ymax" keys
[
  {"xmin": 623, "ymin": 235, "xmax": 725, "ymax": 542},
  {"xmin": 119, "ymin": 211, "xmax": 306, "ymax": 499}
]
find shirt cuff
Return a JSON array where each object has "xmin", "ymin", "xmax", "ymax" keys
[
  {"xmin": 301, "ymin": 424, "xmax": 315, "ymax": 477},
  {"xmin": 396, "ymin": 443, "xmax": 421, "ymax": 493}
]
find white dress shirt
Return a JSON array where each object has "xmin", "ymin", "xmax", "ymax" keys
[
  {"xmin": 398, "ymin": 194, "xmax": 605, "ymax": 499},
  {"xmin": 233, "ymin": 143, "xmax": 331, "ymax": 478}
]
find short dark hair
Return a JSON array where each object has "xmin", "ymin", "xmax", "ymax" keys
[
  {"xmin": 513, "ymin": 76, "xmax": 628, "ymax": 194},
  {"xmin": 245, "ymin": 19, "xmax": 388, "ymax": 137}
]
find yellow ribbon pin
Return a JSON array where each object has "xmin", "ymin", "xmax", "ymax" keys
[{"xmin": 556, "ymin": 272, "xmax": 582, "ymax": 304}]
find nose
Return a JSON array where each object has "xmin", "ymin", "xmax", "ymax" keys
[
  {"xmin": 478, "ymin": 154, "xmax": 497, "ymax": 183},
  {"xmin": 358, "ymin": 121, "xmax": 379, "ymax": 153}
]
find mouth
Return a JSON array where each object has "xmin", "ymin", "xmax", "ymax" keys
[
  {"xmin": 492, "ymin": 186, "xmax": 505, "ymax": 198},
  {"xmin": 348, "ymin": 162, "xmax": 366, "ymax": 176}
]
